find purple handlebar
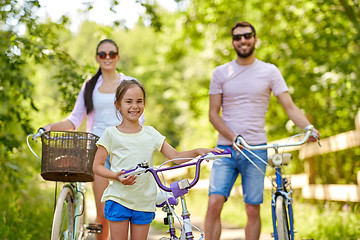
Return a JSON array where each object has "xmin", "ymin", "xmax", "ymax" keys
[
  {"xmin": 121, "ymin": 148, "xmax": 231, "ymax": 198},
  {"xmin": 147, "ymin": 148, "xmax": 232, "ymax": 195}
]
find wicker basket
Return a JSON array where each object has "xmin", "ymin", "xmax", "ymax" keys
[{"xmin": 41, "ymin": 131, "xmax": 99, "ymax": 182}]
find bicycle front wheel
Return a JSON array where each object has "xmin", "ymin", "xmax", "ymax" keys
[
  {"xmin": 73, "ymin": 188, "xmax": 86, "ymax": 240},
  {"xmin": 51, "ymin": 186, "xmax": 75, "ymax": 240},
  {"xmin": 275, "ymin": 196, "xmax": 290, "ymax": 240}
]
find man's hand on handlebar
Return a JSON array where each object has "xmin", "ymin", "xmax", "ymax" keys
[
  {"xmin": 304, "ymin": 125, "xmax": 321, "ymax": 145},
  {"xmin": 309, "ymin": 128, "xmax": 320, "ymax": 143},
  {"xmin": 233, "ymin": 135, "xmax": 245, "ymax": 150}
]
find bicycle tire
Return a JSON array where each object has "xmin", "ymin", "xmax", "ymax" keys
[
  {"xmin": 275, "ymin": 196, "xmax": 290, "ymax": 240},
  {"xmin": 51, "ymin": 186, "xmax": 75, "ymax": 240}
]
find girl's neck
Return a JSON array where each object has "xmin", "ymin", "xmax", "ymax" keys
[{"xmin": 116, "ymin": 121, "xmax": 142, "ymax": 134}]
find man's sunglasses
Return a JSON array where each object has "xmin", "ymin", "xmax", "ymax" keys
[
  {"xmin": 232, "ymin": 32, "xmax": 254, "ymax": 41},
  {"xmin": 97, "ymin": 51, "xmax": 118, "ymax": 59}
]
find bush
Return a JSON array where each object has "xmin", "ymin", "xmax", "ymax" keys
[{"xmin": 0, "ymin": 149, "xmax": 53, "ymax": 239}]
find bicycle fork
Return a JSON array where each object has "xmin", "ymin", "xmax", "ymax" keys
[
  {"xmin": 162, "ymin": 204, "xmax": 178, "ymax": 239},
  {"xmin": 271, "ymin": 167, "xmax": 294, "ymax": 240},
  {"xmin": 179, "ymin": 196, "xmax": 194, "ymax": 240},
  {"xmin": 161, "ymin": 195, "xmax": 194, "ymax": 240}
]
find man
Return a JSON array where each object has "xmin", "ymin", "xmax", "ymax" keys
[{"xmin": 204, "ymin": 21, "xmax": 320, "ymax": 240}]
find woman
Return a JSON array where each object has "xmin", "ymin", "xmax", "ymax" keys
[{"xmin": 43, "ymin": 39, "xmax": 143, "ymax": 240}]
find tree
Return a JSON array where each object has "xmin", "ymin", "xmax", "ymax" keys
[{"xmin": 160, "ymin": 0, "xmax": 360, "ymax": 183}]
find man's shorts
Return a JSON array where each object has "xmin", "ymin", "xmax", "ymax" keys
[
  {"xmin": 209, "ymin": 145, "xmax": 267, "ymax": 205},
  {"xmin": 104, "ymin": 200, "xmax": 155, "ymax": 225}
]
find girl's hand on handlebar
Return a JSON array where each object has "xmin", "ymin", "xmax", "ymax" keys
[
  {"xmin": 197, "ymin": 148, "xmax": 223, "ymax": 156},
  {"xmin": 117, "ymin": 171, "xmax": 137, "ymax": 185}
]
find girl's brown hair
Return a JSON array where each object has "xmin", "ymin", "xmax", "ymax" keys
[{"xmin": 114, "ymin": 79, "xmax": 146, "ymax": 112}]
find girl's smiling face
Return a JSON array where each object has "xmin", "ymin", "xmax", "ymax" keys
[{"xmin": 116, "ymin": 85, "xmax": 145, "ymax": 123}]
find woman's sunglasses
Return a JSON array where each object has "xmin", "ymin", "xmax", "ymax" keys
[
  {"xmin": 97, "ymin": 51, "xmax": 118, "ymax": 59},
  {"xmin": 232, "ymin": 32, "xmax": 254, "ymax": 41}
]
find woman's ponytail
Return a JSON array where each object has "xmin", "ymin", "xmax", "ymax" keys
[{"xmin": 84, "ymin": 68, "xmax": 102, "ymax": 114}]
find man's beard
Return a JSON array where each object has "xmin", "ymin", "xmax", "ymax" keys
[{"xmin": 235, "ymin": 45, "xmax": 255, "ymax": 58}]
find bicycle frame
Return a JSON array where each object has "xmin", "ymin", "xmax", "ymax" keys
[
  {"xmin": 271, "ymin": 160, "xmax": 294, "ymax": 240},
  {"xmin": 233, "ymin": 127, "xmax": 318, "ymax": 240},
  {"xmin": 123, "ymin": 149, "xmax": 232, "ymax": 240}
]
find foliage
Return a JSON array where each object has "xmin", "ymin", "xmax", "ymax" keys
[
  {"xmin": 1, "ymin": 0, "xmax": 360, "ymax": 237},
  {"xmin": 295, "ymin": 200, "xmax": 360, "ymax": 239},
  {"xmin": 314, "ymin": 147, "xmax": 360, "ymax": 184},
  {"xmin": 0, "ymin": 148, "xmax": 53, "ymax": 239},
  {"xmin": 163, "ymin": 0, "xmax": 360, "ymax": 183},
  {"xmin": 0, "ymin": 0, "xmax": 83, "ymax": 153},
  {"xmin": 172, "ymin": 0, "xmax": 360, "ymax": 139},
  {"xmin": 0, "ymin": 1, "xmax": 87, "ymax": 238}
]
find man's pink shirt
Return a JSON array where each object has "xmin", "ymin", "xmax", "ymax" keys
[{"xmin": 209, "ymin": 59, "xmax": 288, "ymax": 145}]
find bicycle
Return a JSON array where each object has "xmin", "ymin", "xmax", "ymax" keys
[
  {"xmin": 121, "ymin": 148, "xmax": 232, "ymax": 240},
  {"xmin": 27, "ymin": 128, "xmax": 103, "ymax": 240},
  {"xmin": 233, "ymin": 125, "xmax": 319, "ymax": 240}
]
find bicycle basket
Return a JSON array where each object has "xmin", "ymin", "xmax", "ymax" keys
[{"xmin": 40, "ymin": 131, "xmax": 99, "ymax": 182}]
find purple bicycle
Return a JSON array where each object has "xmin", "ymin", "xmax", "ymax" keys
[{"xmin": 122, "ymin": 149, "xmax": 232, "ymax": 240}]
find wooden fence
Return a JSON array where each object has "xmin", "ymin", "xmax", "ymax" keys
[{"xmin": 269, "ymin": 110, "xmax": 360, "ymax": 202}]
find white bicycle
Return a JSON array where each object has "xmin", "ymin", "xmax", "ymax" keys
[{"xmin": 27, "ymin": 128, "xmax": 102, "ymax": 240}]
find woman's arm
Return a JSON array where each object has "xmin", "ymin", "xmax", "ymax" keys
[
  {"xmin": 43, "ymin": 119, "xmax": 75, "ymax": 131},
  {"xmin": 43, "ymin": 82, "xmax": 88, "ymax": 131}
]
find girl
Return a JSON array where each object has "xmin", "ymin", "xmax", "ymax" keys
[
  {"xmin": 42, "ymin": 39, "xmax": 143, "ymax": 240},
  {"xmin": 93, "ymin": 79, "xmax": 221, "ymax": 240}
]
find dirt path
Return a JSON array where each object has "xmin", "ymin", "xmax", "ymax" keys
[{"xmin": 148, "ymin": 211, "xmax": 272, "ymax": 240}]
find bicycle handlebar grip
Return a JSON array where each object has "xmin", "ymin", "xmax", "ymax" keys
[
  {"xmin": 214, "ymin": 148, "xmax": 232, "ymax": 155},
  {"xmin": 122, "ymin": 161, "xmax": 149, "ymax": 177},
  {"xmin": 122, "ymin": 168, "xmax": 137, "ymax": 176},
  {"xmin": 201, "ymin": 148, "xmax": 232, "ymax": 160},
  {"xmin": 304, "ymin": 124, "xmax": 314, "ymax": 131}
]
